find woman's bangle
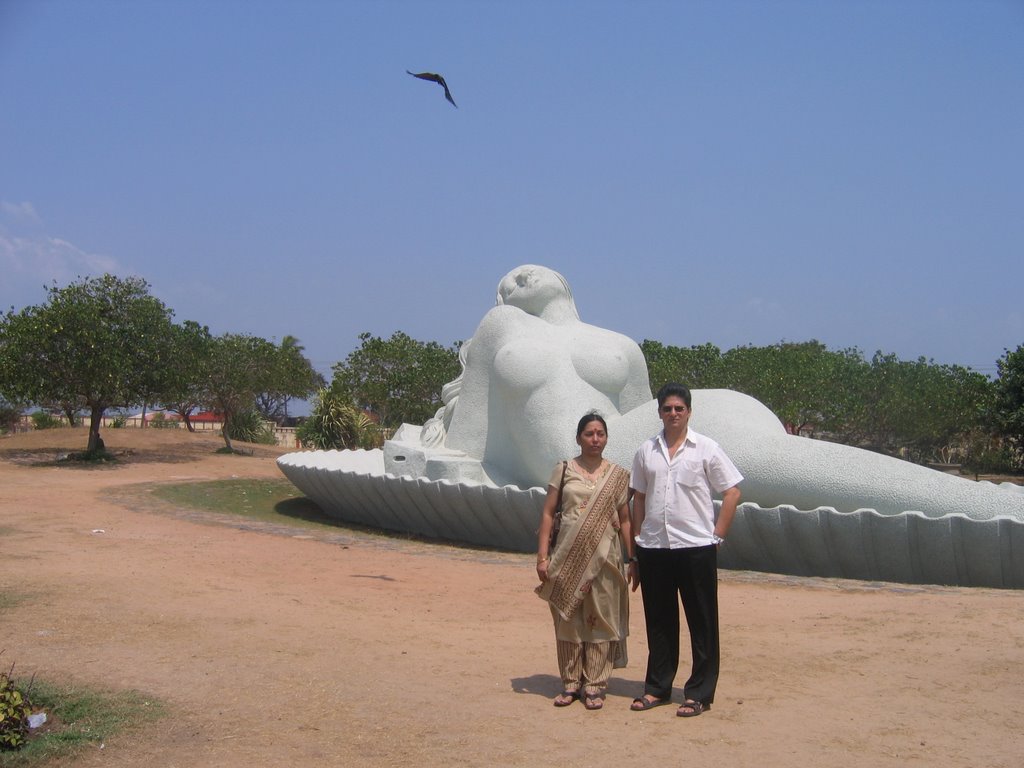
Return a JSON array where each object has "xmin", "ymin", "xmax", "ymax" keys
[
  {"xmin": 626, "ymin": 556, "xmax": 638, "ymax": 564},
  {"xmin": 537, "ymin": 556, "xmax": 550, "ymax": 564}
]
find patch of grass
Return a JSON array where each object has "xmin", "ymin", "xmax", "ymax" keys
[
  {"xmin": 0, "ymin": 591, "xmax": 25, "ymax": 612},
  {"xmin": 144, "ymin": 478, "xmax": 521, "ymax": 558},
  {"xmin": 151, "ymin": 478, "xmax": 338, "ymax": 531},
  {"xmin": 0, "ymin": 680, "xmax": 163, "ymax": 767},
  {"xmin": 136, "ymin": 478, "xmax": 537, "ymax": 567}
]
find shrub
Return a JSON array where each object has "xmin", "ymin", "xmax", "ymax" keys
[
  {"xmin": 961, "ymin": 433, "xmax": 1022, "ymax": 476},
  {"xmin": 224, "ymin": 409, "xmax": 276, "ymax": 445},
  {"xmin": 148, "ymin": 412, "xmax": 179, "ymax": 430},
  {"xmin": 0, "ymin": 663, "xmax": 32, "ymax": 752},
  {"xmin": 297, "ymin": 388, "xmax": 382, "ymax": 450},
  {"xmin": 29, "ymin": 411, "xmax": 61, "ymax": 430}
]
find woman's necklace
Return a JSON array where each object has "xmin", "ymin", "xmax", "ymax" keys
[{"xmin": 572, "ymin": 457, "xmax": 605, "ymax": 484}]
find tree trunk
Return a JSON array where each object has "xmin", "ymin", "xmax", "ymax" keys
[
  {"xmin": 87, "ymin": 405, "xmax": 106, "ymax": 453},
  {"xmin": 221, "ymin": 409, "xmax": 234, "ymax": 452}
]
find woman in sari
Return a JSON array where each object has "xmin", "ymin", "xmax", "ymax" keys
[{"xmin": 536, "ymin": 412, "xmax": 638, "ymax": 710}]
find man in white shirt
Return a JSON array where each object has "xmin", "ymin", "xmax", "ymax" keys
[{"xmin": 629, "ymin": 383, "xmax": 742, "ymax": 717}]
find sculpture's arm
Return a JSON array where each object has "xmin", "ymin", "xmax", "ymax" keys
[
  {"xmin": 443, "ymin": 306, "xmax": 522, "ymax": 455},
  {"xmin": 620, "ymin": 341, "xmax": 654, "ymax": 413}
]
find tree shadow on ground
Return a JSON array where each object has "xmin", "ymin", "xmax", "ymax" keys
[{"xmin": 0, "ymin": 437, "xmax": 281, "ymax": 468}]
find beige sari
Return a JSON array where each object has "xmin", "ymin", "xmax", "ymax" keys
[{"xmin": 536, "ymin": 462, "xmax": 630, "ymax": 652}]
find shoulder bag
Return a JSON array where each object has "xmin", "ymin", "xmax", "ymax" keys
[{"xmin": 548, "ymin": 460, "xmax": 568, "ymax": 551}]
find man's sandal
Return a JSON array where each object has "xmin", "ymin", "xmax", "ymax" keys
[
  {"xmin": 676, "ymin": 700, "xmax": 710, "ymax": 717},
  {"xmin": 630, "ymin": 695, "xmax": 671, "ymax": 711},
  {"xmin": 553, "ymin": 690, "xmax": 580, "ymax": 707},
  {"xmin": 584, "ymin": 692, "xmax": 604, "ymax": 711}
]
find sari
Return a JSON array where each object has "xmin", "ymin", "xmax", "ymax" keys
[{"xmin": 536, "ymin": 462, "xmax": 630, "ymax": 655}]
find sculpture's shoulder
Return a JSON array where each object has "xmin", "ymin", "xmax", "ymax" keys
[
  {"xmin": 576, "ymin": 320, "xmax": 639, "ymax": 347},
  {"xmin": 470, "ymin": 305, "xmax": 533, "ymax": 343}
]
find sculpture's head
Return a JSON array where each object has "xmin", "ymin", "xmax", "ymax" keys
[{"xmin": 496, "ymin": 265, "xmax": 579, "ymax": 320}]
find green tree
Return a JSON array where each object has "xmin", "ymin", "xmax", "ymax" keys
[
  {"xmin": 202, "ymin": 333, "xmax": 278, "ymax": 452},
  {"xmin": 254, "ymin": 335, "xmax": 325, "ymax": 425},
  {"xmin": 641, "ymin": 340, "xmax": 722, "ymax": 390},
  {"xmin": 992, "ymin": 344, "xmax": 1024, "ymax": 467},
  {"xmin": 0, "ymin": 275, "xmax": 177, "ymax": 454},
  {"xmin": 160, "ymin": 320, "xmax": 214, "ymax": 432},
  {"xmin": 33, "ymin": 397, "xmax": 84, "ymax": 427},
  {"xmin": 331, "ymin": 331, "xmax": 461, "ymax": 429},
  {"xmin": 854, "ymin": 352, "xmax": 992, "ymax": 462},
  {"xmin": 717, "ymin": 341, "xmax": 867, "ymax": 436}
]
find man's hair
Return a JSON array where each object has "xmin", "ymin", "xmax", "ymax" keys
[{"xmin": 656, "ymin": 382, "xmax": 692, "ymax": 409}]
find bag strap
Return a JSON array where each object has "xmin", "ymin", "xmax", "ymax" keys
[{"xmin": 555, "ymin": 460, "xmax": 568, "ymax": 512}]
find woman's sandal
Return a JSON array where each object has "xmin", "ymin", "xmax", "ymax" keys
[
  {"xmin": 553, "ymin": 690, "xmax": 580, "ymax": 707},
  {"xmin": 630, "ymin": 695, "xmax": 671, "ymax": 711},
  {"xmin": 584, "ymin": 692, "xmax": 604, "ymax": 711},
  {"xmin": 676, "ymin": 700, "xmax": 710, "ymax": 717}
]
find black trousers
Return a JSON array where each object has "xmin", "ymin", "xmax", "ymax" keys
[{"xmin": 637, "ymin": 544, "xmax": 720, "ymax": 704}]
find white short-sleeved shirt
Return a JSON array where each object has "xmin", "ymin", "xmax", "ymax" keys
[{"xmin": 630, "ymin": 428, "xmax": 743, "ymax": 549}]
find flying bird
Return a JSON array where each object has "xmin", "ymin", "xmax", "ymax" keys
[{"xmin": 406, "ymin": 70, "xmax": 457, "ymax": 108}]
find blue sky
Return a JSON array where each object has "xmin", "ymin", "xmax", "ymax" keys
[{"xmin": 2, "ymin": 0, "xmax": 1022, "ymax": 390}]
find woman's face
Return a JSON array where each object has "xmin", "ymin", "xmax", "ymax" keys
[
  {"xmin": 576, "ymin": 419, "xmax": 608, "ymax": 457},
  {"xmin": 497, "ymin": 265, "xmax": 566, "ymax": 315}
]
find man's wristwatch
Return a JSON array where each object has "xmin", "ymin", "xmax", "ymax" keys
[{"xmin": 711, "ymin": 534, "xmax": 725, "ymax": 545}]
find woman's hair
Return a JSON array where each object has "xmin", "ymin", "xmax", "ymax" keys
[
  {"xmin": 656, "ymin": 382, "xmax": 692, "ymax": 409},
  {"xmin": 576, "ymin": 411, "xmax": 608, "ymax": 438},
  {"xmin": 420, "ymin": 339, "xmax": 471, "ymax": 447}
]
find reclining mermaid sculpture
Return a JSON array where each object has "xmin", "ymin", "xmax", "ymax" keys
[{"xmin": 280, "ymin": 264, "xmax": 1023, "ymax": 587}]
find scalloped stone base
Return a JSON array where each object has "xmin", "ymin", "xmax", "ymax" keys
[{"xmin": 278, "ymin": 450, "xmax": 1024, "ymax": 589}]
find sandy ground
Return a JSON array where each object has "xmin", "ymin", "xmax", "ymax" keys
[{"xmin": 2, "ymin": 427, "xmax": 1023, "ymax": 768}]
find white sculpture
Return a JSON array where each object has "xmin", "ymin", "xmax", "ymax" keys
[
  {"xmin": 386, "ymin": 265, "xmax": 651, "ymax": 487},
  {"xmin": 279, "ymin": 264, "xmax": 1024, "ymax": 587}
]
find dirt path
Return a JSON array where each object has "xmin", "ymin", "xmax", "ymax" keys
[{"xmin": 2, "ymin": 428, "xmax": 1022, "ymax": 767}]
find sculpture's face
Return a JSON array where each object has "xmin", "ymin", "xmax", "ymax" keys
[{"xmin": 497, "ymin": 265, "xmax": 566, "ymax": 315}]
